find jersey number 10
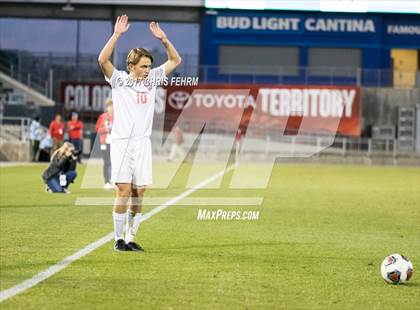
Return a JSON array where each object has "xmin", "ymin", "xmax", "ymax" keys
[{"xmin": 137, "ymin": 92, "xmax": 148, "ymax": 104}]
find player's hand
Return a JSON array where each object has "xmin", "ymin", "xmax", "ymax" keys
[
  {"xmin": 149, "ymin": 21, "xmax": 167, "ymax": 41},
  {"xmin": 114, "ymin": 15, "xmax": 130, "ymax": 35}
]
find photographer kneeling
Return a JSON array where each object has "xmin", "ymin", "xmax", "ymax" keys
[{"xmin": 42, "ymin": 142, "xmax": 78, "ymax": 193}]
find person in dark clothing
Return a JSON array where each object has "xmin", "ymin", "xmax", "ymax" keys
[{"xmin": 42, "ymin": 142, "xmax": 78, "ymax": 193}]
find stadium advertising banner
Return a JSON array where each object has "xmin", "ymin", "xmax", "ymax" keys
[
  {"xmin": 164, "ymin": 84, "xmax": 360, "ymax": 136},
  {"xmin": 61, "ymin": 82, "xmax": 360, "ymax": 136},
  {"xmin": 61, "ymin": 81, "xmax": 112, "ymax": 114},
  {"xmin": 211, "ymin": 12, "xmax": 420, "ymax": 38},
  {"xmin": 205, "ymin": 0, "xmax": 420, "ymax": 14},
  {"xmin": 213, "ymin": 13, "xmax": 380, "ymax": 35}
]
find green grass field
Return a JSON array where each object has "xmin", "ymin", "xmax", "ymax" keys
[{"xmin": 0, "ymin": 162, "xmax": 419, "ymax": 309}]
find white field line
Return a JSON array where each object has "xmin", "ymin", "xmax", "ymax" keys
[{"xmin": 0, "ymin": 165, "xmax": 234, "ymax": 303}]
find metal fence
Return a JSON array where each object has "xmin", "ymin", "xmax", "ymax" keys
[
  {"xmin": 150, "ymin": 117, "xmax": 418, "ymax": 157},
  {"xmin": 151, "ymin": 130, "xmax": 417, "ymax": 159},
  {"xmin": 0, "ymin": 116, "xmax": 32, "ymax": 142},
  {"xmin": 0, "ymin": 116, "xmax": 418, "ymax": 160}
]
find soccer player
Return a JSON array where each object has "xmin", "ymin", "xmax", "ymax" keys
[{"xmin": 98, "ymin": 15, "xmax": 181, "ymax": 252}]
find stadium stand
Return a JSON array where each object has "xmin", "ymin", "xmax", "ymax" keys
[{"xmin": 0, "ymin": 2, "xmax": 419, "ymax": 164}]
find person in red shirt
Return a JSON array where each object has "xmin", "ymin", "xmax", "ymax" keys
[
  {"xmin": 49, "ymin": 114, "xmax": 65, "ymax": 155},
  {"xmin": 67, "ymin": 112, "xmax": 84, "ymax": 162},
  {"xmin": 95, "ymin": 98, "xmax": 114, "ymax": 189}
]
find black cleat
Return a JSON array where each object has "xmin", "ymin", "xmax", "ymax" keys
[
  {"xmin": 126, "ymin": 242, "xmax": 144, "ymax": 252},
  {"xmin": 114, "ymin": 239, "xmax": 127, "ymax": 251}
]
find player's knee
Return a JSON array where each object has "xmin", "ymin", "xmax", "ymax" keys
[
  {"xmin": 116, "ymin": 184, "xmax": 131, "ymax": 197},
  {"xmin": 136, "ymin": 186, "xmax": 146, "ymax": 197}
]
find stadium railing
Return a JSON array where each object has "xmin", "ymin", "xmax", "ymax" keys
[
  {"xmin": 0, "ymin": 116, "xmax": 32, "ymax": 142},
  {"xmin": 149, "ymin": 131, "xmax": 418, "ymax": 161},
  {"xmin": 0, "ymin": 60, "xmax": 49, "ymax": 97},
  {"xmin": 150, "ymin": 118, "xmax": 419, "ymax": 159}
]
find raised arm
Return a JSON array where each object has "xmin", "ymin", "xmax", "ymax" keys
[
  {"xmin": 98, "ymin": 15, "xmax": 130, "ymax": 79},
  {"xmin": 149, "ymin": 21, "xmax": 182, "ymax": 76}
]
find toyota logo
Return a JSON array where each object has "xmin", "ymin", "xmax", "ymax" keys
[{"xmin": 168, "ymin": 91, "xmax": 192, "ymax": 110}]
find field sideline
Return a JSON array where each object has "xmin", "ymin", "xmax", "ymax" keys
[{"xmin": 0, "ymin": 162, "xmax": 419, "ymax": 309}]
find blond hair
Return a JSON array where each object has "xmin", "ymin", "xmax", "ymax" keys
[
  {"xmin": 105, "ymin": 97, "xmax": 113, "ymax": 106},
  {"xmin": 51, "ymin": 142, "xmax": 75, "ymax": 161},
  {"xmin": 126, "ymin": 47, "xmax": 153, "ymax": 71}
]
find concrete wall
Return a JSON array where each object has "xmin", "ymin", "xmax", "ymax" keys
[
  {"xmin": 0, "ymin": 141, "xmax": 30, "ymax": 162},
  {"xmin": 361, "ymin": 87, "xmax": 420, "ymax": 130}
]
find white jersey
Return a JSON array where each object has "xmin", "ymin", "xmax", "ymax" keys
[{"xmin": 105, "ymin": 65, "xmax": 165, "ymax": 140}]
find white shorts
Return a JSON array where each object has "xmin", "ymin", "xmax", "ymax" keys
[{"xmin": 110, "ymin": 137, "xmax": 152, "ymax": 186}]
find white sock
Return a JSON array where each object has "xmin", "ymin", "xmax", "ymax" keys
[
  {"xmin": 113, "ymin": 212, "xmax": 125, "ymax": 241},
  {"xmin": 125, "ymin": 210, "xmax": 134, "ymax": 235},
  {"xmin": 125, "ymin": 212, "xmax": 142, "ymax": 243}
]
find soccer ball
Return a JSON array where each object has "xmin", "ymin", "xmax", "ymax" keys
[{"xmin": 381, "ymin": 254, "xmax": 414, "ymax": 284}]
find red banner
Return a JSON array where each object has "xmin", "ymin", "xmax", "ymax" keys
[
  {"xmin": 164, "ymin": 84, "xmax": 360, "ymax": 136},
  {"xmin": 60, "ymin": 82, "xmax": 360, "ymax": 136}
]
